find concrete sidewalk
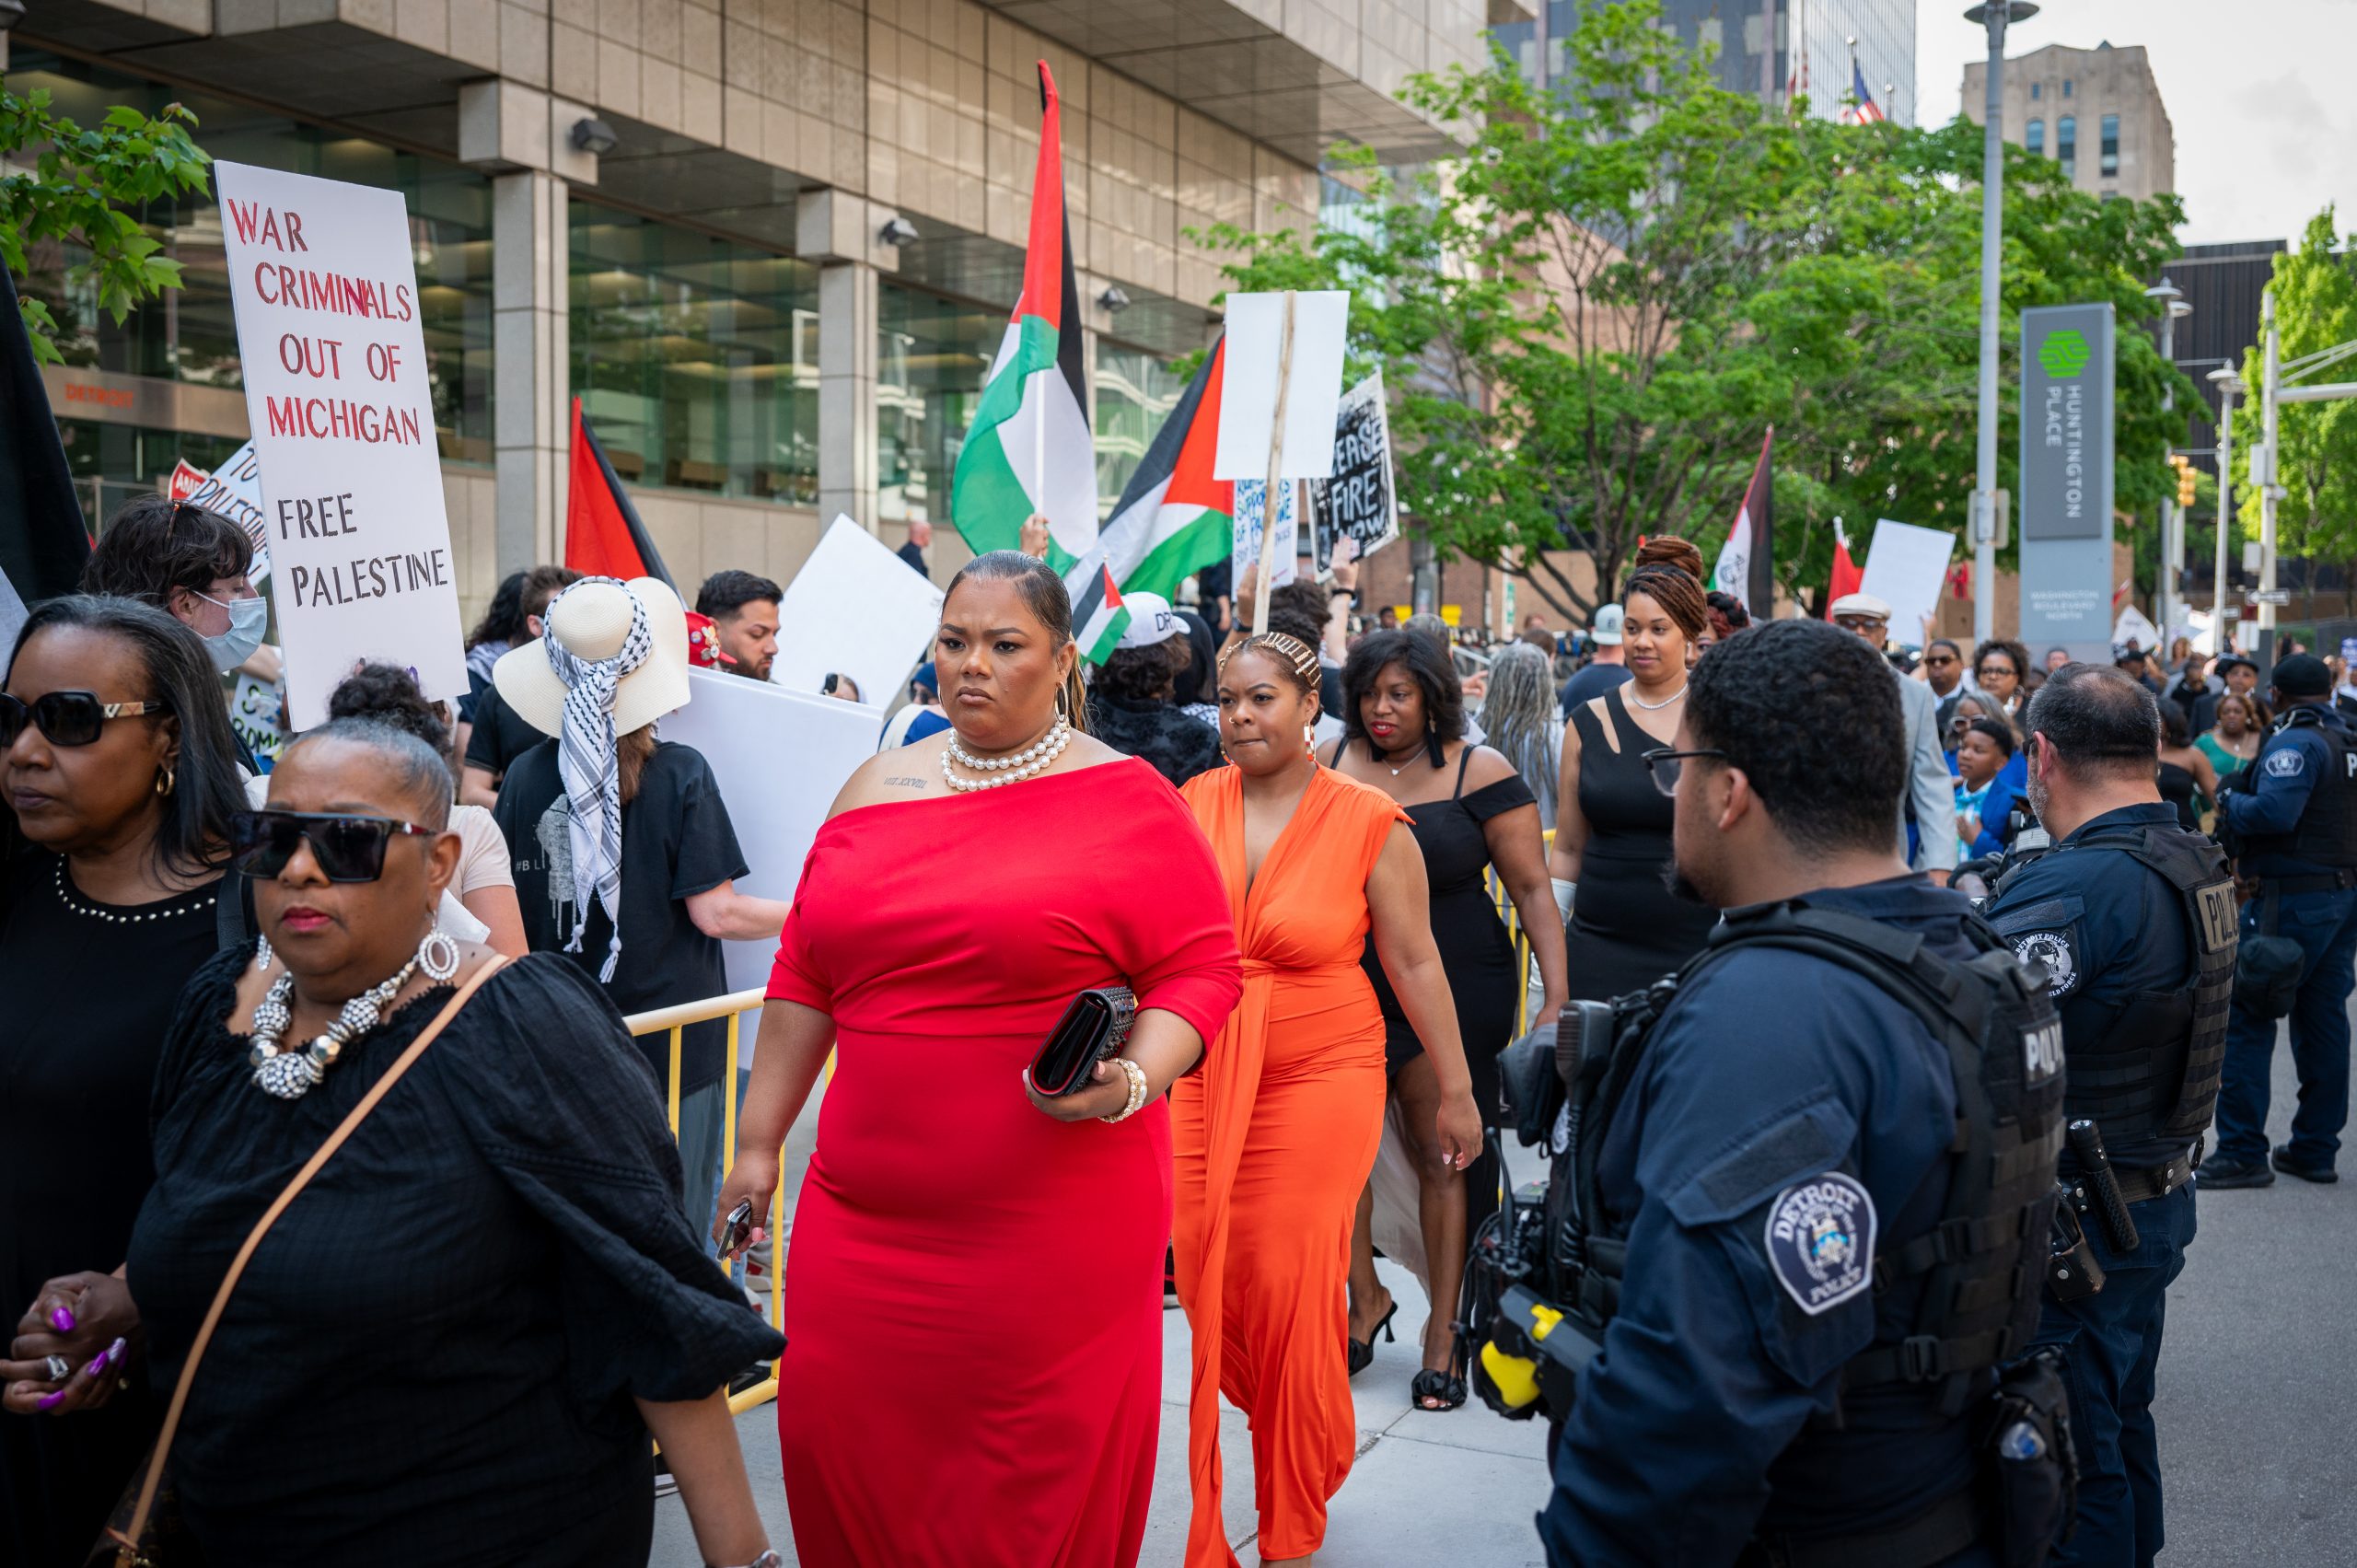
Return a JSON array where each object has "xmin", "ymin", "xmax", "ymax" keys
[{"xmin": 656, "ymin": 1022, "xmax": 2355, "ymax": 1566}]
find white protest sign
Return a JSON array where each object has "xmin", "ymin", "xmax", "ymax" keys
[
  {"xmin": 1309, "ymin": 372, "xmax": 1399, "ymax": 576},
  {"xmin": 1213, "ymin": 291, "xmax": 1351, "ymax": 481},
  {"xmin": 228, "ymin": 671, "xmax": 287, "ymax": 768},
  {"xmin": 177, "ymin": 441, "xmax": 272, "ymax": 585},
  {"xmin": 1857, "ymin": 518, "xmax": 1956, "ymax": 646},
  {"xmin": 2110, "ymin": 603, "xmax": 2160, "ymax": 653},
  {"xmin": 658, "ymin": 668, "xmax": 881, "ymax": 1010},
  {"xmin": 215, "ymin": 161, "xmax": 464, "ymax": 730},
  {"xmin": 1232, "ymin": 478, "xmax": 1298, "ymax": 591},
  {"xmin": 772, "ymin": 515, "xmax": 945, "ymax": 705}
]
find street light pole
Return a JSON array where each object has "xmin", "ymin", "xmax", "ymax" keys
[
  {"xmin": 2209, "ymin": 366, "xmax": 2240, "ymax": 655},
  {"xmin": 2259, "ymin": 289, "xmax": 2282, "ymax": 667},
  {"xmin": 2147, "ymin": 277, "xmax": 2189, "ymax": 649},
  {"xmin": 1965, "ymin": 3, "xmax": 2037, "ymax": 645}
]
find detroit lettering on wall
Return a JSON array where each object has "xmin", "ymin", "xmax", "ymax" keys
[{"xmin": 215, "ymin": 161, "xmax": 468, "ymax": 729}]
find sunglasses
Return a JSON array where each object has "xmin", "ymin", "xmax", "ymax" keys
[
  {"xmin": 228, "ymin": 810, "xmax": 437, "ymax": 883},
  {"xmin": 1643, "ymin": 747, "xmax": 1727, "ymax": 798},
  {"xmin": 1, "ymin": 691, "xmax": 168, "ymax": 749},
  {"xmin": 1924, "ymin": 653, "xmax": 1959, "ymax": 667},
  {"xmin": 1976, "ymin": 665, "xmax": 2016, "ymax": 680}
]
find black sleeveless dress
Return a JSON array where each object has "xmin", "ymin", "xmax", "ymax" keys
[
  {"xmin": 1341, "ymin": 743, "xmax": 1534, "ymax": 1244},
  {"xmin": 1564, "ymin": 686, "xmax": 1721, "ymax": 1001}
]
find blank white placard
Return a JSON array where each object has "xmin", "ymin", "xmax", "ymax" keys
[
  {"xmin": 771, "ymin": 515, "xmax": 946, "ymax": 705},
  {"xmin": 1213, "ymin": 290, "xmax": 1351, "ymax": 481},
  {"xmin": 1857, "ymin": 518, "xmax": 1956, "ymax": 646}
]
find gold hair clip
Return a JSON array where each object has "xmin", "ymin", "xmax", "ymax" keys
[{"xmin": 1219, "ymin": 633, "xmax": 1318, "ymax": 681}]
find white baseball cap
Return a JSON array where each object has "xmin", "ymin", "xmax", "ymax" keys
[
  {"xmin": 1591, "ymin": 604, "xmax": 1625, "ymax": 645},
  {"xmin": 1115, "ymin": 592, "xmax": 1187, "ymax": 650}
]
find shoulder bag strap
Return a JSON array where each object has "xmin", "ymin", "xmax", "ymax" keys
[{"xmin": 110, "ymin": 954, "xmax": 513, "ymax": 1553}]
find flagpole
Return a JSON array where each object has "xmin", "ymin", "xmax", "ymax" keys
[{"xmin": 1252, "ymin": 291, "xmax": 1296, "ymax": 637}]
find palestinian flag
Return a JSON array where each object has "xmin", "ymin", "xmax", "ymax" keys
[
  {"xmin": 1710, "ymin": 427, "xmax": 1772, "ymax": 618},
  {"xmin": 1069, "ymin": 557, "xmax": 1127, "ymax": 665},
  {"xmin": 0, "ymin": 263, "xmax": 89, "ymax": 649},
  {"xmin": 1096, "ymin": 339, "xmax": 1234, "ymax": 600},
  {"xmin": 565, "ymin": 397, "xmax": 676, "ymax": 589},
  {"xmin": 949, "ymin": 61, "xmax": 1095, "ymax": 567},
  {"xmin": 1823, "ymin": 521, "xmax": 1863, "ymax": 620}
]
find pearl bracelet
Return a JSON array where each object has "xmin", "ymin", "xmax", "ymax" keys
[{"xmin": 1099, "ymin": 1056, "xmax": 1150, "ymax": 1123}]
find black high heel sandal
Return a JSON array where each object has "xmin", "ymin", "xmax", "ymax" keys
[
  {"xmin": 1346, "ymin": 1300, "xmax": 1398, "ymax": 1377},
  {"xmin": 1411, "ymin": 1366, "xmax": 1468, "ymax": 1411}
]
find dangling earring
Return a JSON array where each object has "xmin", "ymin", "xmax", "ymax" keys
[
  {"xmin": 155, "ymin": 764, "xmax": 175, "ymax": 797},
  {"xmin": 418, "ymin": 923, "xmax": 461, "ymax": 982},
  {"xmin": 1303, "ymin": 722, "xmax": 1317, "ymax": 759},
  {"xmin": 254, "ymin": 934, "xmax": 274, "ymax": 973}
]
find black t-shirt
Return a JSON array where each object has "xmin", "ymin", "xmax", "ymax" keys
[
  {"xmin": 493, "ymin": 740, "xmax": 749, "ymax": 1091},
  {"xmin": 464, "ymin": 683, "xmax": 556, "ymax": 787}
]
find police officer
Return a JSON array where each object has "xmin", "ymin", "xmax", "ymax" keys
[
  {"xmin": 2203, "ymin": 652, "xmax": 2357, "ymax": 1188},
  {"xmin": 1981, "ymin": 664, "xmax": 2233, "ymax": 1567},
  {"xmin": 1534, "ymin": 620, "xmax": 2061, "ymax": 1567}
]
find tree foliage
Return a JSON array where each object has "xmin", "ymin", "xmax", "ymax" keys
[
  {"xmin": 2228, "ymin": 207, "xmax": 2357, "ymax": 605},
  {"xmin": 0, "ymin": 85, "xmax": 212, "ymax": 365},
  {"xmin": 1192, "ymin": 0, "xmax": 2189, "ymax": 622}
]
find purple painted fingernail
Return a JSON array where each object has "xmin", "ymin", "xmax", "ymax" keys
[
  {"xmin": 37, "ymin": 1390, "xmax": 64, "ymax": 1411},
  {"xmin": 49, "ymin": 1307, "xmax": 74, "ymax": 1332},
  {"xmin": 88, "ymin": 1337, "xmax": 125, "ymax": 1375}
]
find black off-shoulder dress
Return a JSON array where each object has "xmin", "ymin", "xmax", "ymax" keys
[{"xmin": 124, "ymin": 949, "xmax": 783, "ymax": 1567}]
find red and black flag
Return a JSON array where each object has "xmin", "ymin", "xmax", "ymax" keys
[
  {"xmin": 564, "ymin": 396, "xmax": 676, "ymax": 589},
  {"xmin": 1710, "ymin": 427, "xmax": 1773, "ymax": 620},
  {"xmin": 0, "ymin": 266, "xmax": 89, "ymax": 645}
]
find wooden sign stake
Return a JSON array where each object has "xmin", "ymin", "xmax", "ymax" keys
[{"xmin": 1250, "ymin": 290, "xmax": 1296, "ymax": 636}]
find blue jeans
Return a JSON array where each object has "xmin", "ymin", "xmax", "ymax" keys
[
  {"xmin": 2031, "ymin": 1184, "xmax": 2196, "ymax": 1568},
  {"xmin": 2214, "ymin": 886, "xmax": 2357, "ymax": 1167}
]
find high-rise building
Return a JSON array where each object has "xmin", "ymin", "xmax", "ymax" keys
[
  {"xmin": 16, "ymin": 0, "xmax": 1487, "ymax": 621},
  {"xmin": 1496, "ymin": 1, "xmax": 1916, "ymax": 125},
  {"xmin": 1963, "ymin": 41, "xmax": 2176, "ymax": 203}
]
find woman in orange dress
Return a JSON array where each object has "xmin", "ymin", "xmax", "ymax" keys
[{"xmin": 1172, "ymin": 633, "xmax": 1484, "ymax": 1568}]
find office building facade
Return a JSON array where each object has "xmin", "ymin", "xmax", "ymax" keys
[
  {"xmin": 1962, "ymin": 41, "xmax": 2176, "ymax": 203},
  {"xmin": 22, "ymin": 0, "xmax": 1484, "ymax": 621}
]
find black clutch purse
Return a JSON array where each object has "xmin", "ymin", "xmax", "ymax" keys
[{"xmin": 1030, "ymin": 986, "xmax": 1140, "ymax": 1097}]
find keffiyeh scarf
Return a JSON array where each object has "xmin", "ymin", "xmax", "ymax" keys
[{"xmin": 541, "ymin": 577, "xmax": 652, "ymax": 981}]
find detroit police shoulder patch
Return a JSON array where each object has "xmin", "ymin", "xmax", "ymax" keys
[
  {"xmin": 1764, "ymin": 1174, "xmax": 1877, "ymax": 1317},
  {"xmin": 2265, "ymin": 747, "xmax": 2305, "ymax": 779},
  {"xmin": 2012, "ymin": 930, "xmax": 2078, "ymax": 998}
]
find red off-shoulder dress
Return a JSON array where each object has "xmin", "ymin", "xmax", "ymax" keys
[{"xmin": 765, "ymin": 758, "xmax": 1243, "ymax": 1567}]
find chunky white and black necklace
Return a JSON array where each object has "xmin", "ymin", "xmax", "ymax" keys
[
  {"xmin": 244, "ymin": 927, "xmax": 459, "ymax": 1099},
  {"xmin": 942, "ymin": 717, "xmax": 1070, "ymax": 793}
]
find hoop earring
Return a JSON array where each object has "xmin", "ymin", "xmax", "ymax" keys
[
  {"xmin": 155, "ymin": 764, "xmax": 176, "ymax": 797},
  {"xmin": 418, "ymin": 924, "xmax": 461, "ymax": 982}
]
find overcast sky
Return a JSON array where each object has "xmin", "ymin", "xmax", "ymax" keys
[{"xmin": 1910, "ymin": 0, "xmax": 2357, "ymax": 246}]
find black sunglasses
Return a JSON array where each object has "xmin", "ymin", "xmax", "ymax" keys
[
  {"xmin": 1643, "ymin": 747, "xmax": 1727, "ymax": 798},
  {"xmin": 1, "ymin": 691, "xmax": 168, "ymax": 749},
  {"xmin": 228, "ymin": 810, "xmax": 437, "ymax": 883}
]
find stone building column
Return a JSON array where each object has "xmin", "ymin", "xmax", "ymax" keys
[{"xmin": 799, "ymin": 190, "xmax": 898, "ymax": 533}]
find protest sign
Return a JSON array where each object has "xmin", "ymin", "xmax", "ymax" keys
[
  {"xmin": 1309, "ymin": 372, "xmax": 1399, "ymax": 577},
  {"xmin": 176, "ymin": 441, "xmax": 273, "ymax": 585},
  {"xmin": 1213, "ymin": 291, "xmax": 1351, "ymax": 482},
  {"xmin": 228, "ymin": 670, "xmax": 286, "ymax": 770},
  {"xmin": 215, "ymin": 161, "xmax": 464, "ymax": 729},
  {"xmin": 2110, "ymin": 604, "xmax": 2161, "ymax": 654},
  {"xmin": 772, "ymin": 515, "xmax": 945, "ymax": 705},
  {"xmin": 1857, "ymin": 518, "xmax": 1955, "ymax": 646},
  {"xmin": 658, "ymin": 669, "xmax": 880, "ymax": 1015},
  {"xmin": 1231, "ymin": 478, "xmax": 1298, "ymax": 592}
]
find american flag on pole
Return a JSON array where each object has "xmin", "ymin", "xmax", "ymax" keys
[{"xmin": 1843, "ymin": 60, "xmax": 1887, "ymax": 124}]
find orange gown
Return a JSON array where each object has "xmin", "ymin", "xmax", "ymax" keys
[{"xmin": 1171, "ymin": 764, "xmax": 1411, "ymax": 1567}]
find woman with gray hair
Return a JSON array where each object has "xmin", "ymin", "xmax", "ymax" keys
[{"xmin": 1481, "ymin": 642, "xmax": 1564, "ymax": 826}]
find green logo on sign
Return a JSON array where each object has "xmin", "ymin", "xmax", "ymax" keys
[{"xmin": 2038, "ymin": 329, "xmax": 2091, "ymax": 378}]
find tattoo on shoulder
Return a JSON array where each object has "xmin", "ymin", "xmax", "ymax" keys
[{"xmin": 882, "ymin": 775, "xmax": 928, "ymax": 789}]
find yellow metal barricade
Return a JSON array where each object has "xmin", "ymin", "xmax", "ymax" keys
[
  {"xmin": 621, "ymin": 988, "xmax": 782, "ymax": 1416},
  {"xmin": 1489, "ymin": 828, "xmax": 1554, "ymax": 1037}
]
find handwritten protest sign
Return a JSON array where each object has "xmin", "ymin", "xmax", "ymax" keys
[
  {"xmin": 175, "ymin": 441, "xmax": 273, "ymax": 585},
  {"xmin": 1309, "ymin": 372, "xmax": 1398, "ymax": 577},
  {"xmin": 1232, "ymin": 478, "xmax": 1299, "ymax": 592},
  {"xmin": 215, "ymin": 161, "xmax": 464, "ymax": 728}
]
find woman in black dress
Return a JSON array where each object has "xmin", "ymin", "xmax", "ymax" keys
[
  {"xmin": 1331, "ymin": 630, "xmax": 1568, "ymax": 1411},
  {"xmin": 1551, "ymin": 538, "xmax": 1721, "ymax": 1001},
  {"xmin": 1, "ymin": 598, "xmax": 246, "ymax": 1567},
  {"xmin": 106, "ymin": 718, "xmax": 783, "ymax": 1566}
]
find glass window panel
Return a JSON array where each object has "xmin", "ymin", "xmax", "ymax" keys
[
  {"xmin": 2100, "ymin": 113, "xmax": 2119, "ymax": 175},
  {"xmin": 2058, "ymin": 115, "xmax": 2076, "ymax": 178},
  {"xmin": 9, "ymin": 48, "xmax": 494, "ymax": 464},
  {"xmin": 877, "ymin": 284, "xmax": 995, "ymax": 526},
  {"xmin": 1094, "ymin": 345, "xmax": 1182, "ymax": 519},
  {"xmin": 2026, "ymin": 119, "xmax": 2043, "ymax": 156},
  {"xmin": 568, "ymin": 201, "xmax": 818, "ymax": 505}
]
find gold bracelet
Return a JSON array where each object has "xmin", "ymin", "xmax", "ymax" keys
[{"xmin": 1098, "ymin": 1056, "xmax": 1150, "ymax": 1123}]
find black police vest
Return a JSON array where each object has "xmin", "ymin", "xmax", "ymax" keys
[
  {"xmin": 1546, "ymin": 902, "xmax": 2065, "ymax": 1411},
  {"xmin": 2025, "ymin": 823, "xmax": 2236, "ymax": 1167},
  {"xmin": 2245, "ymin": 709, "xmax": 2357, "ymax": 870}
]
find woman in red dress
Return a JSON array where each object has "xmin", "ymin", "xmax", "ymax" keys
[{"xmin": 718, "ymin": 552, "xmax": 1242, "ymax": 1568}]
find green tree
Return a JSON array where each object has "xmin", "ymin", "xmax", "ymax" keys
[
  {"xmin": 0, "ymin": 84, "xmax": 212, "ymax": 364},
  {"xmin": 1193, "ymin": 0, "xmax": 2189, "ymax": 622},
  {"xmin": 2229, "ymin": 208, "xmax": 2357, "ymax": 613}
]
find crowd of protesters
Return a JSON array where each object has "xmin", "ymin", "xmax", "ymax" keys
[{"xmin": 7, "ymin": 491, "xmax": 2355, "ymax": 1568}]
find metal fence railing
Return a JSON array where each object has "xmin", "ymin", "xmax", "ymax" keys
[{"xmin": 620, "ymin": 987, "xmax": 782, "ymax": 1416}]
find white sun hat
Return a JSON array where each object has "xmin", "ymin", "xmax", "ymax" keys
[{"xmin": 492, "ymin": 575, "xmax": 691, "ymax": 738}]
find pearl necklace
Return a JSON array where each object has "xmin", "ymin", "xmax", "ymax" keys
[
  {"xmin": 53, "ymin": 860, "xmax": 216, "ymax": 924},
  {"xmin": 1628, "ymin": 683, "xmax": 1688, "ymax": 710},
  {"xmin": 246, "ymin": 957, "xmax": 420, "ymax": 1100},
  {"xmin": 942, "ymin": 717, "xmax": 1071, "ymax": 793}
]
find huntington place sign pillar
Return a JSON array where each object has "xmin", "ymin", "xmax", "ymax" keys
[{"xmin": 2018, "ymin": 302, "xmax": 2117, "ymax": 664}]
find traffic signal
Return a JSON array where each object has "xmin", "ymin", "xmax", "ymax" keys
[{"xmin": 2171, "ymin": 454, "xmax": 2197, "ymax": 509}]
